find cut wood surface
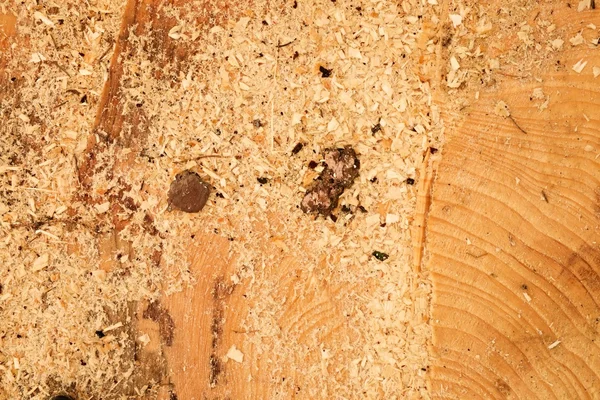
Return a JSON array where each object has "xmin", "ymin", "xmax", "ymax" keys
[
  {"xmin": 427, "ymin": 4, "xmax": 600, "ymax": 399},
  {"xmin": 77, "ymin": 0, "xmax": 251, "ymax": 397},
  {"xmin": 3, "ymin": 0, "xmax": 600, "ymax": 399},
  {"xmin": 69, "ymin": 0, "xmax": 434, "ymax": 398}
]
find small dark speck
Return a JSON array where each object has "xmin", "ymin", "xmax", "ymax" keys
[
  {"xmin": 215, "ymin": 192, "xmax": 225, "ymax": 199},
  {"xmin": 293, "ymin": 51, "xmax": 299, "ymax": 60},
  {"xmin": 329, "ymin": 214, "xmax": 338, "ymax": 222},
  {"xmin": 319, "ymin": 66, "xmax": 332, "ymax": 78},
  {"xmin": 521, "ymin": 284, "xmax": 528, "ymax": 290},
  {"xmin": 262, "ymin": 20, "xmax": 268, "ymax": 25},
  {"xmin": 370, "ymin": 177, "xmax": 378, "ymax": 183},
  {"xmin": 253, "ymin": 119, "xmax": 262, "ymax": 128},
  {"xmin": 372, "ymin": 251, "xmax": 389, "ymax": 261},
  {"xmin": 356, "ymin": 6, "xmax": 362, "ymax": 11},
  {"xmin": 406, "ymin": 178, "xmax": 415, "ymax": 185},
  {"xmin": 293, "ymin": 0, "xmax": 298, "ymax": 8},
  {"xmin": 358, "ymin": 205, "xmax": 367, "ymax": 213},
  {"xmin": 341, "ymin": 205, "xmax": 351, "ymax": 213},
  {"xmin": 371, "ymin": 123, "xmax": 381, "ymax": 134},
  {"xmin": 95, "ymin": 330, "xmax": 105, "ymax": 338},
  {"xmin": 308, "ymin": 160, "xmax": 318, "ymax": 169},
  {"xmin": 80, "ymin": 94, "xmax": 87, "ymax": 104},
  {"xmin": 257, "ymin": 177, "xmax": 269, "ymax": 185},
  {"xmin": 291, "ymin": 142, "xmax": 304, "ymax": 155},
  {"xmin": 430, "ymin": 147, "xmax": 438, "ymax": 154}
]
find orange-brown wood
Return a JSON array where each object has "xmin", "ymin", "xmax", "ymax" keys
[{"xmin": 426, "ymin": 4, "xmax": 600, "ymax": 399}]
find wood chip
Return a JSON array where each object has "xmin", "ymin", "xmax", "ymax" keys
[
  {"xmin": 572, "ymin": 59, "xmax": 588, "ymax": 73},
  {"xmin": 226, "ymin": 345, "xmax": 244, "ymax": 363}
]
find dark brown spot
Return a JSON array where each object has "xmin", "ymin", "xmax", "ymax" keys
[
  {"xmin": 168, "ymin": 170, "xmax": 210, "ymax": 213},
  {"xmin": 301, "ymin": 180, "xmax": 344, "ymax": 215},
  {"xmin": 209, "ymin": 354, "xmax": 222, "ymax": 387},
  {"xmin": 143, "ymin": 301, "xmax": 175, "ymax": 346},
  {"xmin": 319, "ymin": 65, "xmax": 332, "ymax": 78},
  {"xmin": 291, "ymin": 142, "xmax": 304, "ymax": 155},
  {"xmin": 322, "ymin": 146, "xmax": 360, "ymax": 188},
  {"xmin": 371, "ymin": 122, "xmax": 381, "ymax": 134},
  {"xmin": 209, "ymin": 277, "xmax": 234, "ymax": 387},
  {"xmin": 301, "ymin": 146, "xmax": 360, "ymax": 215}
]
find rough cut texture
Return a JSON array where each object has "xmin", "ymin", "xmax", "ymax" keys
[{"xmin": 0, "ymin": 0, "xmax": 445, "ymax": 398}]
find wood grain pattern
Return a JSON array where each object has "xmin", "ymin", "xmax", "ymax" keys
[
  {"xmin": 427, "ymin": 6, "xmax": 600, "ymax": 399},
  {"xmin": 157, "ymin": 214, "xmax": 357, "ymax": 399},
  {"xmin": 79, "ymin": 0, "xmax": 249, "ymax": 397}
]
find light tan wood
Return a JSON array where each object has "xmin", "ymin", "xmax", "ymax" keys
[
  {"xmin": 427, "ymin": 5, "xmax": 600, "ymax": 399},
  {"xmin": 159, "ymin": 214, "xmax": 358, "ymax": 399},
  {"xmin": 5, "ymin": 0, "xmax": 600, "ymax": 398}
]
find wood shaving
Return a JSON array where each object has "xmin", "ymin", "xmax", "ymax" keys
[
  {"xmin": 225, "ymin": 345, "xmax": 244, "ymax": 363},
  {"xmin": 569, "ymin": 32, "xmax": 585, "ymax": 46},
  {"xmin": 548, "ymin": 340, "xmax": 561, "ymax": 350},
  {"xmin": 0, "ymin": 0, "xmax": 447, "ymax": 398},
  {"xmin": 572, "ymin": 59, "xmax": 588, "ymax": 73},
  {"xmin": 494, "ymin": 101, "xmax": 511, "ymax": 117}
]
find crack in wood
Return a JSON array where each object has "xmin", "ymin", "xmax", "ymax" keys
[{"xmin": 209, "ymin": 277, "xmax": 234, "ymax": 387}]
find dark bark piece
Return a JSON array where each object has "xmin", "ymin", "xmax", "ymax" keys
[
  {"xmin": 168, "ymin": 170, "xmax": 210, "ymax": 213},
  {"xmin": 300, "ymin": 146, "xmax": 360, "ymax": 215},
  {"xmin": 300, "ymin": 180, "xmax": 344, "ymax": 214},
  {"xmin": 322, "ymin": 146, "xmax": 360, "ymax": 188}
]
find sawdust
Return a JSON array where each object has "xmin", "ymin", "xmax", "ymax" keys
[{"xmin": 0, "ymin": 0, "xmax": 455, "ymax": 398}]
